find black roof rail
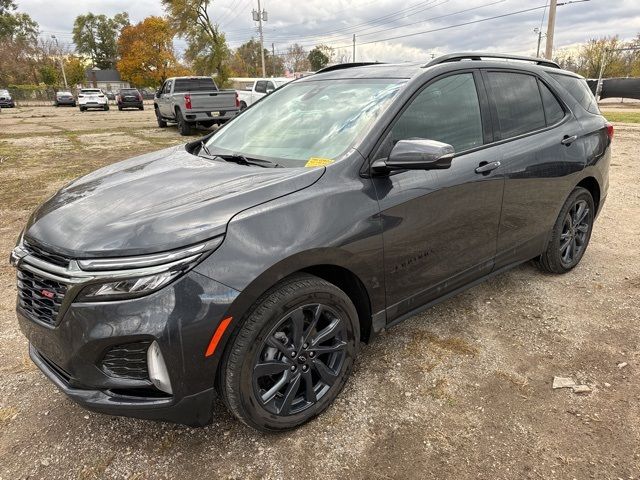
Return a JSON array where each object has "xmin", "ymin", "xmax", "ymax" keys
[
  {"xmin": 424, "ymin": 53, "xmax": 560, "ymax": 69},
  {"xmin": 315, "ymin": 62, "xmax": 385, "ymax": 74}
]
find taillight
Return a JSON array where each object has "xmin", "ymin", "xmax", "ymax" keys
[
  {"xmin": 605, "ymin": 122, "xmax": 614, "ymax": 141},
  {"xmin": 235, "ymin": 92, "xmax": 240, "ymax": 108},
  {"xmin": 184, "ymin": 94, "xmax": 192, "ymax": 110}
]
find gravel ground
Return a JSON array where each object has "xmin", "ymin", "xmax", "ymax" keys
[{"xmin": 0, "ymin": 106, "xmax": 638, "ymax": 480}]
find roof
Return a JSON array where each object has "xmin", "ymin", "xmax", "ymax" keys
[{"xmin": 85, "ymin": 69, "xmax": 123, "ymax": 82}]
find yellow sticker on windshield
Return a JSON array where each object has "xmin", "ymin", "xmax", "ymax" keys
[{"xmin": 305, "ymin": 157, "xmax": 334, "ymax": 167}]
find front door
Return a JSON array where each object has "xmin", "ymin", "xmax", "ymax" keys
[{"xmin": 372, "ymin": 72, "xmax": 504, "ymax": 321}]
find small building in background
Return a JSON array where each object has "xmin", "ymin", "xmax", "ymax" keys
[{"xmin": 84, "ymin": 67, "xmax": 130, "ymax": 94}]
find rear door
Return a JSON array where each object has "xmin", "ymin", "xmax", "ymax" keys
[
  {"xmin": 372, "ymin": 71, "xmax": 504, "ymax": 320},
  {"xmin": 482, "ymin": 70, "xmax": 584, "ymax": 268}
]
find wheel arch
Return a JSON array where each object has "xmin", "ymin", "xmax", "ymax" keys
[{"xmin": 576, "ymin": 176, "xmax": 601, "ymax": 214}]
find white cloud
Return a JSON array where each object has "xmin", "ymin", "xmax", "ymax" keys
[{"xmin": 19, "ymin": 0, "xmax": 640, "ymax": 60}]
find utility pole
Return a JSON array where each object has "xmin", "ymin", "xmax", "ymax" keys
[
  {"xmin": 272, "ymin": 42, "xmax": 275, "ymax": 76},
  {"xmin": 352, "ymin": 34, "xmax": 356, "ymax": 62},
  {"xmin": 51, "ymin": 35, "xmax": 68, "ymax": 89},
  {"xmin": 544, "ymin": 0, "xmax": 557, "ymax": 60},
  {"xmin": 253, "ymin": 0, "xmax": 267, "ymax": 77},
  {"xmin": 534, "ymin": 28, "xmax": 544, "ymax": 58}
]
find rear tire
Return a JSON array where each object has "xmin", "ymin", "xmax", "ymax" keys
[
  {"xmin": 104, "ymin": 105, "xmax": 109, "ymax": 111},
  {"xmin": 176, "ymin": 108, "xmax": 192, "ymax": 136},
  {"xmin": 118, "ymin": 106, "xmax": 122, "ymax": 111},
  {"xmin": 534, "ymin": 187, "xmax": 595, "ymax": 274},
  {"xmin": 240, "ymin": 101, "xmax": 247, "ymax": 111},
  {"xmin": 220, "ymin": 274, "xmax": 359, "ymax": 432},
  {"xmin": 155, "ymin": 107, "xmax": 167, "ymax": 128},
  {"xmin": 79, "ymin": 106, "xmax": 85, "ymax": 112},
  {"xmin": 139, "ymin": 105, "xmax": 144, "ymax": 111}
]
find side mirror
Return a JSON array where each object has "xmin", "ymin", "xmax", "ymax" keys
[
  {"xmin": 245, "ymin": 85, "xmax": 253, "ymax": 90},
  {"xmin": 266, "ymin": 88, "xmax": 275, "ymax": 94},
  {"xmin": 372, "ymin": 139, "xmax": 454, "ymax": 174},
  {"xmin": 155, "ymin": 89, "xmax": 162, "ymax": 97}
]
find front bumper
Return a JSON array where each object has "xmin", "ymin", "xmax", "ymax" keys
[
  {"xmin": 0, "ymin": 100, "xmax": 15, "ymax": 107},
  {"xmin": 16, "ymin": 267, "xmax": 240, "ymax": 426}
]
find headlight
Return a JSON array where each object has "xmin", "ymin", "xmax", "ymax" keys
[
  {"xmin": 73, "ymin": 236, "xmax": 223, "ymax": 302},
  {"xmin": 78, "ymin": 270, "xmax": 182, "ymax": 301}
]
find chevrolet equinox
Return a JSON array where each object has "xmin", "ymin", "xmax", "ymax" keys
[{"xmin": 11, "ymin": 53, "xmax": 612, "ymax": 431}]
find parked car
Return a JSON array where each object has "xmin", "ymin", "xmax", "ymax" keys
[
  {"xmin": 78, "ymin": 88, "xmax": 109, "ymax": 111},
  {"xmin": 237, "ymin": 77, "xmax": 291, "ymax": 110},
  {"xmin": 0, "ymin": 89, "xmax": 15, "ymax": 107},
  {"xmin": 116, "ymin": 88, "xmax": 144, "ymax": 111},
  {"xmin": 54, "ymin": 91, "xmax": 76, "ymax": 107},
  {"xmin": 154, "ymin": 76, "xmax": 239, "ymax": 135},
  {"xmin": 105, "ymin": 91, "xmax": 116, "ymax": 101},
  {"xmin": 11, "ymin": 53, "xmax": 611, "ymax": 432}
]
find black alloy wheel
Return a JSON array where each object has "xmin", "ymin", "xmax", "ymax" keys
[
  {"xmin": 253, "ymin": 303, "xmax": 348, "ymax": 416},
  {"xmin": 220, "ymin": 274, "xmax": 359, "ymax": 431},
  {"xmin": 535, "ymin": 186, "xmax": 595, "ymax": 273},
  {"xmin": 559, "ymin": 199, "xmax": 590, "ymax": 267}
]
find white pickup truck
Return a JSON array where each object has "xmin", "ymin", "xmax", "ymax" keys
[
  {"xmin": 237, "ymin": 78, "xmax": 291, "ymax": 110},
  {"xmin": 154, "ymin": 76, "xmax": 239, "ymax": 135}
]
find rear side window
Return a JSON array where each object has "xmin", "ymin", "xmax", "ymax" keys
[
  {"xmin": 486, "ymin": 72, "xmax": 546, "ymax": 140},
  {"xmin": 173, "ymin": 78, "xmax": 217, "ymax": 93},
  {"xmin": 539, "ymin": 82, "xmax": 565, "ymax": 125},
  {"xmin": 389, "ymin": 73, "xmax": 484, "ymax": 153},
  {"xmin": 550, "ymin": 73, "xmax": 599, "ymax": 114}
]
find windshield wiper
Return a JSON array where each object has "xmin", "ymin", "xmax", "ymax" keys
[{"xmin": 215, "ymin": 153, "xmax": 281, "ymax": 168}]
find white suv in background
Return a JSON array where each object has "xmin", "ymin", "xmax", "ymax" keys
[
  {"xmin": 78, "ymin": 88, "xmax": 109, "ymax": 112},
  {"xmin": 237, "ymin": 78, "xmax": 291, "ymax": 110}
]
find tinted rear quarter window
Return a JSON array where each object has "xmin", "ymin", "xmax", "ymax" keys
[
  {"xmin": 550, "ymin": 73, "xmax": 599, "ymax": 114},
  {"xmin": 173, "ymin": 78, "xmax": 217, "ymax": 93},
  {"xmin": 486, "ymin": 72, "xmax": 546, "ymax": 140},
  {"xmin": 539, "ymin": 82, "xmax": 565, "ymax": 125}
]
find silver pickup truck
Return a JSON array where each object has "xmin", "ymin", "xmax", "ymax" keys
[{"xmin": 154, "ymin": 76, "xmax": 239, "ymax": 135}]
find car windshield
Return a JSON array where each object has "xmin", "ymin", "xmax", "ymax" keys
[
  {"xmin": 57, "ymin": 92, "xmax": 72, "ymax": 96},
  {"xmin": 81, "ymin": 89, "xmax": 101, "ymax": 94},
  {"xmin": 206, "ymin": 79, "xmax": 406, "ymax": 167}
]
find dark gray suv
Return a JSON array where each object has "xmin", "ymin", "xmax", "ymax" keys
[{"xmin": 10, "ymin": 53, "xmax": 612, "ymax": 431}]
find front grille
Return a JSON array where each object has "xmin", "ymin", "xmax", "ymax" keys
[
  {"xmin": 101, "ymin": 342, "xmax": 151, "ymax": 380},
  {"xmin": 17, "ymin": 269, "xmax": 67, "ymax": 326},
  {"xmin": 23, "ymin": 241, "xmax": 70, "ymax": 268}
]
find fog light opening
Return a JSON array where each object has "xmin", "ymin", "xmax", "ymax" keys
[{"xmin": 147, "ymin": 341, "xmax": 173, "ymax": 395}]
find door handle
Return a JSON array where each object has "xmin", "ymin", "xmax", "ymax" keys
[
  {"xmin": 561, "ymin": 134, "xmax": 578, "ymax": 146},
  {"xmin": 475, "ymin": 161, "xmax": 501, "ymax": 174}
]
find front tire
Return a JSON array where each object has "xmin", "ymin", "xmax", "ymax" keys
[
  {"xmin": 155, "ymin": 107, "xmax": 167, "ymax": 128},
  {"xmin": 220, "ymin": 274, "xmax": 359, "ymax": 432},
  {"xmin": 535, "ymin": 186, "xmax": 595, "ymax": 273}
]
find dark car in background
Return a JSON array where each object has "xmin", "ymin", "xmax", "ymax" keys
[
  {"xmin": 11, "ymin": 53, "xmax": 611, "ymax": 432},
  {"xmin": 0, "ymin": 89, "xmax": 15, "ymax": 107},
  {"xmin": 116, "ymin": 88, "xmax": 144, "ymax": 111},
  {"xmin": 54, "ymin": 91, "xmax": 76, "ymax": 107}
]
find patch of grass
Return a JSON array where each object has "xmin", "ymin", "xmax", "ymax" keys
[{"xmin": 602, "ymin": 111, "xmax": 640, "ymax": 124}]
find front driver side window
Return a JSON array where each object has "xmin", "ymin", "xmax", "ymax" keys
[{"xmin": 384, "ymin": 73, "xmax": 484, "ymax": 157}]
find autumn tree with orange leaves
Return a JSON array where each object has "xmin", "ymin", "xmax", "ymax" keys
[{"xmin": 116, "ymin": 16, "xmax": 190, "ymax": 88}]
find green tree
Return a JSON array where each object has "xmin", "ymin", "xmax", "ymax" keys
[
  {"xmin": 307, "ymin": 45, "xmax": 331, "ymax": 71},
  {"xmin": 0, "ymin": 0, "xmax": 39, "ymax": 84},
  {"xmin": 65, "ymin": 56, "xmax": 88, "ymax": 87},
  {"xmin": 163, "ymin": 0, "xmax": 230, "ymax": 86},
  {"xmin": 229, "ymin": 38, "xmax": 284, "ymax": 77},
  {"xmin": 72, "ymin": 12, "xmax": 129, "ymax": 69},
  {"xmin": 39, "ymin": 64, "xmax": 59, "ymax": 85}
]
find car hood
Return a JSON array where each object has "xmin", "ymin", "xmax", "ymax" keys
[{"xmin": 24, "ymin": 145, "xmax": 325, "ymax": 258}]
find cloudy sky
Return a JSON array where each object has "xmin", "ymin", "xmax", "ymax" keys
[{"xmin": 18, "ymin": 0, "xmax": 640, "ymax": 62}]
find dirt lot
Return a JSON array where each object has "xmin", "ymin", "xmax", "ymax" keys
[{"xmin": 0, "ymin": 106, "xmax": 639, "ymax": 480}]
